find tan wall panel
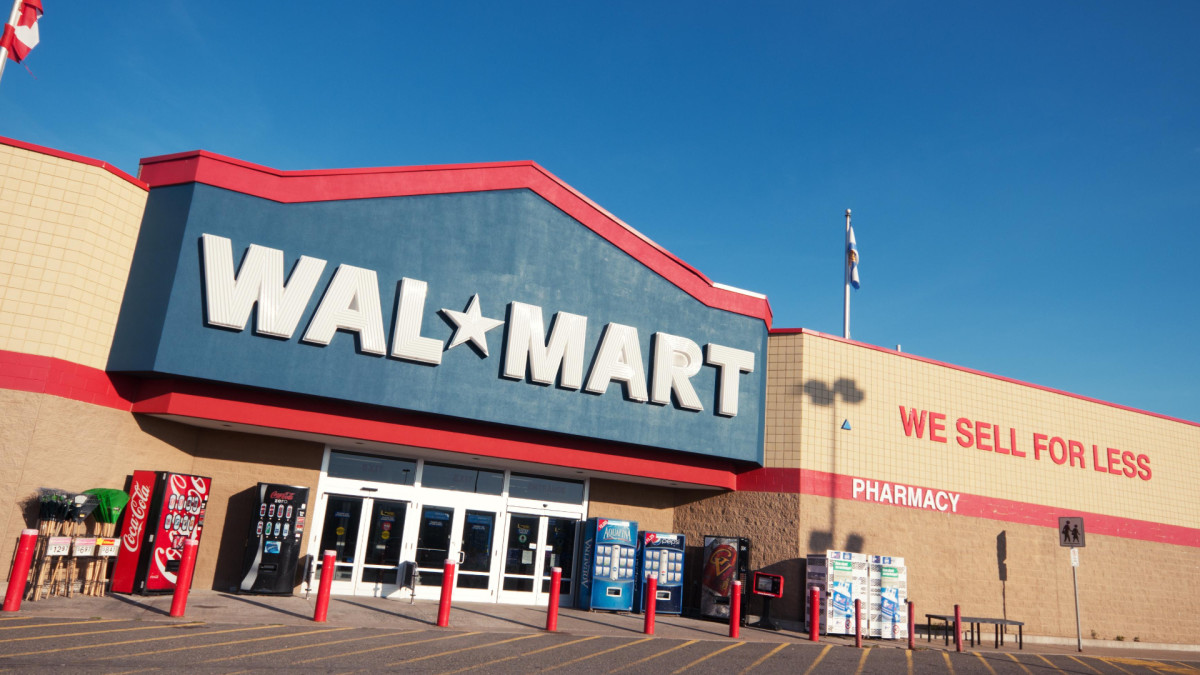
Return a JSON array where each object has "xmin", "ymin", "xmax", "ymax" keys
[
  {"xmin": 587, "ymin": 479, "xmax": 675, "ymax": 534},
  {"xmin": 775, "ymin": 332, "xmax": 1200, "ymax": 530},
  {"xmin": 0, "ymin": 143, "xmax": 147, "ymax": 370}
]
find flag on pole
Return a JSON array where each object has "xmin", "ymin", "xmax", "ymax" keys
[
  {"xmin": 847, "ymin": 225, "xmax": 860, "ymax": 289},
  {"xmin": 1, "ymin": 0, "xmax": 42, "ymax": 63}
]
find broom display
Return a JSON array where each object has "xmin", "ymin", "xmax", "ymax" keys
[
  {"xmin": 29, "ymin": 488, "xmax": 72, "ymax": 601},
  {"xmin": 83, "ymin": 488, "xmax": 128, "ymax": 596},
  {"xmin": 61, "ymin": 493, "xmax": 99, "ymax": 596}
]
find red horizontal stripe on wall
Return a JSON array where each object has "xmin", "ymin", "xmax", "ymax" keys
[
  {"xmin": 0, "ymin": 350, "xmax": 132, "ymax": 410},
  {"xmin": 737, "ymin": 466, "xmax": 1200, "ymax": 549}
]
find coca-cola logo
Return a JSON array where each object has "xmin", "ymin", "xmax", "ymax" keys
[
  {"xmin": 122, "ymin": 482, "xmax": 152, "ymax": 552},
  {"xmin": 270, "ymin": 491, "xmax": 295, "ymax": 501}
]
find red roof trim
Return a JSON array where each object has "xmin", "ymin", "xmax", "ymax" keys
[
  {"xmin": 137, "ymin": 150, "xmax": 772, "ymax": 325},
  {"xmin": 769, "ymin": 327, "xmax": 1199, "ymax": 428},
  {"xmin": 0, "ymin": 136, "xmax": 148, "ymax": 189}
]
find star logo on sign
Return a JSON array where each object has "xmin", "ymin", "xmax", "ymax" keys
[{"xmin": 440, "ymin": 294, "xmax": 504, "ymax": 356}]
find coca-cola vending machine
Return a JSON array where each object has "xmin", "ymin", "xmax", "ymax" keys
[
  {"xmin": 111, "ymin": 470, "xmax": 212, "ymax": 594},
  {"xmin": 238, "ymin": 483, "xmax": 309, "ymax": 594}
]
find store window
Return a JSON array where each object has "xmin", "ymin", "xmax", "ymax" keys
[
  {"xmin": 328, "ymin": 451, "xmax": 416, "ymax": 485},
  {"xmin": 421, "ymin": 462, "xmax": 504, "ymax": 495},
  {"xmin": 508, "ymin": 473, "xmax": 585, "ymax": 504}
]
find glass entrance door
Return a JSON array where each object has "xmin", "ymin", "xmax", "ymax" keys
[
  {"xmin": 317, "ymin": 494, "xmax": 411, "ymax": 596},
  {"xmin": 498, "ymin": 513, "xmax": 578, "ymax": 606},
  {"xmin": 413, "ymin": 503, "xmax": 502, "ymax": 601}
]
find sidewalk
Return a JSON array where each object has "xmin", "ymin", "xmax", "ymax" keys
[{"xmin": 5, "ymin": 590, "xmax": 1198, "ymax": 663}]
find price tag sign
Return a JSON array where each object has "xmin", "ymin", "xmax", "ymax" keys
[
  {"xmin": 46, "ymin": 536, "xmax": 72, "ymax": 556},
  {"xmin": 95, "ymin": 538, "xmax": 119, "ymax": 557},
  {"xmin": 72, "ymin": 537, "xmax": 97, "ymax": 556}
]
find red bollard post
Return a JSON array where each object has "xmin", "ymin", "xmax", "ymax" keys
[
  {"xmin": 809, "ymin": 586, "xmax": 820, "ymax": 641},
  {"xmin": 2, "ymin": 529, "xmax": 38, "ymax": 612},
  {"xmin": 643, "ymin": 576, "xmax": 657, "ymax": 635},
  {"xmin": 436, "ymin": 559, "xmax": 456, "ymax": 628},
  {"xmin": 854, "ymin": 598, "xmax": 863, "ymax": 648},
  {"xmin": 954, "ymin": 604, "xmax": 963, "ymax": 652},
  {"xmin": 313, "ymin": 550, "xmax": 336, "ymax": 622},
  {"xmin": 907, "ymin": 600, "xmax": 915, "ymax": 650},
  {"xmin": 168, "ymin": 538, "xmax": 199, "ymax": 618},
  {"xmin": 545, "ymin": 567, "xmax": 562, "ymax": 632},
  {"xmin": 729, "ymin": 580, "xmax": 742, "ymax": 638}
]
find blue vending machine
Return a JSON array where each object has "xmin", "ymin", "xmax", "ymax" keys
[
  {"xmin": 635, "ymin": 531, "xmax": 685, "ymax": 615},
  {"xmin": 577, "ymin": 517, "xmax": 638, "ymax": 611}
]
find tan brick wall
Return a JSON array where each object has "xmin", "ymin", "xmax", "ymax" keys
[
  {"xmin": 587, "ymin": 479, "xmax": 675, "ymax": 534},
  {"xmin": 0, "ymin": 389, "xmax": 325, "ymax": 593},
  {"xmin": 0, "ymin": 142, "xmax": 147, "ymax": 369}
]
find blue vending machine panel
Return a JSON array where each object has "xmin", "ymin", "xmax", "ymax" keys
[
  {"xmin": 636, "ymin": 532, "xmax": 685, "ymax": 615},
  {"xmin": 577, "ymin": 518, "xmax": 638, "ymax": 611}
]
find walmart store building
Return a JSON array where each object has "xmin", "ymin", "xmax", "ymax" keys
[{"xmin": 1, "ymin": 137, "xmax": 1197, "ymax": 644}]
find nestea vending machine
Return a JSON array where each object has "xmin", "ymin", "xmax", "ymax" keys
[
  {"xmin": 635, "ymin": 531, "xmax": 685, "ymax": 615},
  {"xmin": 577, "ymin": 518, "xmax": 638, "ymax": 611},
  {"xmin": 699, "ymin": 535, "xmax": 750, "ymax": 620}
]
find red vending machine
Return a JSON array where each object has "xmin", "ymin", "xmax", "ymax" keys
[{"xmin": 111, "ymin": 470, "xmax": 213, "ymax": 594}]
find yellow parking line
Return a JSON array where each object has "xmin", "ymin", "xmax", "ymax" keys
[
  {"xmin": 972, "ymin": 652, "xmax": 997, "ymax": 675},
  {"xmin": 1, "ymin": 624, "xmax": 270, "ymax": 658},
  {"xmin": 1033, "ymin": 653, "xmax": 1066, "ymax": 674},
  {"xmin": 941, "ymin": 650, "xmax": 956, "ymax": 675},
  {"xmin": 437, "ymin": 635, "xmax": 600, "ymax": 675},
  {"xmin": 1172, "ymin": 662, "xmax": 1200, "ymax": 673},
  {"xmin": 0, "ymin": 621, "xmax": 204, "ymax": 646},
  {"xmin": 739, "ymin": 642, "xmax": 787, "ymax": 674},
  {"xmin": 88, "ymin": 626, "xmax": 354, "ymax": 661},
  {"xmin": 672, "ymin": 641, "xmax": 744, "ymax": 675},
  {"xmin": 853, "ymin": 647, "xmax": 871, "ymax": 675},
  {"xmin": 293, "ymin": 631, "xmax": 474, "ymax": 664},
  {"xmin": 0, "ymin": 618, "xmax": 125, "ymax": 631},
  {"xmin": 200, "ymin": 628, "xmax": 424, "ymax": 663},
  {"xmin": 540, "ymin": 636, "xmax": 653, "ymax": 672},
  {"xmin": 906, "ymin": 649, "xmax": 913, "ymax": 675},
  {"xmin": 1066, "ymin": 655, "xmax": 1104, "ymax": 675},
  {"xmin": 802, "ymin": 644, "xmax": 833, "ymax": 675},
  {"xmin": 1098, "ymin": 657, "xmax": 1138, "ymax": 675},
  {"xmin": 1005, "ymin": 652, "xmax": 1033, "ymax": 675},
  {"xmin": 383, "ymin": 632, "xmax": 542, "ymax": 667},
  {"xmin": 607, "ymin": 639, "xmax": 696, "ymax": 673}
]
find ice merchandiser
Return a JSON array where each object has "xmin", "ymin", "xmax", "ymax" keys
[
  {"xmin": 577, "ymin": 518, "xmax": 638, "ymax": 611},
  {"xmin": 111, "ymin": 470, "xmax": 212, "ymax": 594},
  {"xmin": 635, "ymin": 531, "xmax": 685, "ymax": 615},
  {"xmin": 699, "ymin": 535, "xmax": 750, "ymax": 620},
  {"xmin": 238, "ymin": 483, "xmax": 310, "ymax": 594}
]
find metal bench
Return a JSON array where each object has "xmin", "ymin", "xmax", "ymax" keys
[{"xmin": 926, "ymin": 613, "xmax": 1024, "ymax": 649}]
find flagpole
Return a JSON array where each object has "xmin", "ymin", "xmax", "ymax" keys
[
  {"xmin": 0, "ymin": 0, "xmax": 23, "ymax": 86},
  {"xmin": 843, "ymin": 209, "xmax": 851, "ymax": 339}
]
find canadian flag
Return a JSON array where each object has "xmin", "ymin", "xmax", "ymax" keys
[{"xmin": 2, "ymin": 0, "xmax": 42, "ymax": 63}]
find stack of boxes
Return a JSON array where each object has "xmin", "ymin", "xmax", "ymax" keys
[
  {"xmin": 804, "ymin": 550, "xmax": 869, "ymax": 635},
  {"xmin": 805, "ymin": 550, "xmax": 908, "ymax": 640},
  {"xmin": 867, "ymin": 555, "xmax": 908, "ymax": 639}
]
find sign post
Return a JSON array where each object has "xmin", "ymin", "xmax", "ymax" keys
[{"xmin": 1058, "ymin": 517, "xmax": 1085, "ymax": 652}]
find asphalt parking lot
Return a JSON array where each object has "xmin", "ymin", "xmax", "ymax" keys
[{"xmin": 1, "ymin": 591, "xmax": 1197, "ymax": 674}]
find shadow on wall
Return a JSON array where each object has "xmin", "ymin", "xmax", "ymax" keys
[
  {"xmin": 800, "ymin": 377, "xmax": 866, "ymax": 556},
  {"xmin": 212, "ymin": 486, "xmax": 258, "ymax": 592},
  {"xmin": 997, "ymin": 530, "xmax": 1008, "ymax": 621}
]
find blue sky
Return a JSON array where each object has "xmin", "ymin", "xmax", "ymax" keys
[{"xmin": 3, "ymin": 1, "xmax": 1198, "ymax": 422}]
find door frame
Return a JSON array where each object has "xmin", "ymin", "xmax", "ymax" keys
[{"xmin": 497, "ymin": 505, "xmax": 582, "ymax": 606}]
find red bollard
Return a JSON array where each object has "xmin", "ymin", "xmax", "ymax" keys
[
  {"xmin": 168, "ymin": 538, "xmax": 199, "ymax": 618},
  {"xmin": 545, "ymin": 567, "xmax": 562, "ymax": 632},
  {"xmin": 643, "ymin": 576, "xmax": 657, "ymax": 635},
  {"xmin": 313, "ymin": 550, "xmax": 336, "ymax": 622},
  {"xmin": 907, "ymin": 600, "xmax": 915, "ymax": 650},
  {"xmin": 2, "ymin": 529, "xmax": 38, "ymax": 612},
  {"xmin": 729, "ymin": 580, "xmax": 741, "ymax": 638},
  {"xmin": 954, "ymin": 604, "xmax": 963, "ymax": 652},
  {"xmin": 436, "ymin": 559, "xmax": 456, "ymax": 628},
  {"xmin": 854, "ymin": 598, "xmax": 862, "ymax": 648},
  {"xmin": 809, "ymin": 586, "xmax": 820, "ymax": 641}
]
